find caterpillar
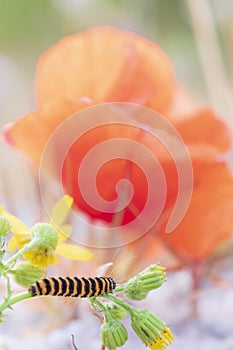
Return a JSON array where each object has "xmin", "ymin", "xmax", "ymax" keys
[{"xmin": 29, "ymin": 276, "xmax": 116, "ymax": 298}]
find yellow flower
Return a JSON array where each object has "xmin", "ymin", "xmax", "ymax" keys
[
  {"xmin": 148, "ymin": 326, "xmax": 174, "ymax": 350},
  {"xmin": 49, "ymin": 195, "xmax": 93, "ymax": 261},
  {"xmin": 3, "ymin": 196, "xmax": 93, "ymax": 268},
  {"xmin": 131, "ymin": 309, "xmax": 174, "ymax": 350},
  {"xmin": 24, "ymin": 244, "xmax": 59, "ymax": 267},
  {"xmin": 0, "ymin": 214, "xmax": 12, "ymax": 237},
  {"xmin": 0, "ymin": 205, "xmax": 31, "ymax": 249},
  {"xmin": 23, "ymin": 223, "xmax": 59, "ymax": 267}
]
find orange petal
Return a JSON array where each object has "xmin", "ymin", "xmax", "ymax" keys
[
  {"xmin": 2, "ymin": 98, "xmax": 90, "ymax": 166},
  {"xmin": 35, "ymin": 27, "xmax": 178, "ymax": 114},
  {"xmin": 160, "ymin": 162, "xmax": 233, "ymax": 260},
  {"xmin": 175, "ymin": 108, "xmax": 232, "ymax": 152},
  {"xmin": 62, "ymin": 117, "xmax": 183, "ymax": 225}
]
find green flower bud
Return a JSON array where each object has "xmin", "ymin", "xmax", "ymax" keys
[
  {"xmin": 11, "ymin": 262, "xmax": 44, "ymax": 287},
  {"xmin": 0, "ymin": 215, "xmax": 12, "ymax": 237},
  {"xmin": 131, "ymin": 309, "xmax": 173, "ymax": 347},
  {"xmin": 107, "ymin": 303, "xmax": 128, "ymax": 320},
  {"xmin": 124, "ymin": 278, "xmax": 148, "ymax": 300},
  {"xmin": 100, "ymin": 311, "xmax": 128, "ymax": 349},
  {"xmin": 124, "ymin": 264, "xmax": 166, "ymax": 300},
  {"xmin": 138, "ymin": 264, "xmax": 167, "ymax": 291},
  {"xmin": 31, "ymin": 223, "xmax": 58, "ymax": 250}
]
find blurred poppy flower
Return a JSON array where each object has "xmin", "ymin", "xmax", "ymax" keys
[
  {"xmin": 2, "ymin": 27, "xmax": 233, "ymax": 264},
  {"xmin": 34, "ymin": 26, "xmax": 182, "ymax": 115},
  {"xmin": 160, "ymin": 160, "xmax": 233, "ymax": 261},
  {"xmin": 156, "ymin": 109, "xmax": 233, "ymax": 261}
]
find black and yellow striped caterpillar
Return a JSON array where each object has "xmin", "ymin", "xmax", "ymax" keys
[{"xmin": 29, "ymin": 276, "xmax": 116, "ymax": 298}]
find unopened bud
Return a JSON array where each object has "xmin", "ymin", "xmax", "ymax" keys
[
  {"xmin": 0, "ymin": 215, "xmax": 12, "ymax": 237},
  {"xmin": 31, "ymin": 223, "xmax": 58, "ymax": 250},
  {"xmin": 11, "ymin": 262, "xmax": 44, "ymax": 287},
  {"xmin": 100, "ymin": 311, "xmax": 128, "ymax": 349},
  {"xmin": 107, "ymin": 302, "xmax": 127, "ymax": 320},
  {"xmin": 124, "ymin": 264, "xmax": 166, "ymax": 300}
]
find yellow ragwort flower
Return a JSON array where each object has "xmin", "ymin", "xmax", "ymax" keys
[
  {"xmin": 23, "ymin": 223, "xmax": 59, "ymax": 267},
  {"xmin": 3, "ymin": 195, "xmax": 92, "ymax": 268},
  {"xmin": 131, "ymin": 309, "xmax": 174, "ymax": 350},
  {"xmin": 49, "ymin": 195, "xmax": 93, "ymax": 261},
  {"xmin": 0, "ymin": 205, "xmax": 31, "ymax": 249},
  {"xmin": 148, "ymin": 326, "xmax": 174, "ymax": 350}
]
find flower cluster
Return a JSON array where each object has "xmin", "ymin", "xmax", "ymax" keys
[
  {"xmin": 99, "ymin": 302, "xmax": 173, "ymax": 350},
  {"xmin": 5, "ymin": 195, "xmax": 92, "ymax": 269},
  {"xmin": 0, "ymin": 196, "xmax": 92, "ymax": 316},
  {"xmin": 0, "ymin": 260, "xmax": 173, "ymax": 349},
  {"xmin": 92, "ymin": 264, "xmax": 173, "ymax": 350}
]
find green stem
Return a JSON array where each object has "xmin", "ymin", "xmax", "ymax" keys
[
  {"xmin": 104, "ymin": 294, "xmax": 134, "ymax": 316},
  {"xmin": 0, "ymin": 235, "xmax": 3, "ymax": 249},
  {"xmin": 3, "ymin": 239, "xmax": 36, "ymax": 272},
  {"xmin": 113, "ymin": 285, "xmax": 125, "ymax": 293},
  {"xmin": 89, "ymin": 297, "xmax": 107, "ymax": 313},
  {"xmin": 0, "ymin": 235, "xmax": 5, "ymax": 268},
  {"xmin": 0, "ymin": 291, "xmax": 32, "ymax": 314}
]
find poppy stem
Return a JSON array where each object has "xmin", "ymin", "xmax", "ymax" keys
[
  {"xmin": 185, "ymin": 0, "xmax": 233, "ymax": 129},
  {"xmin": 71, "ymin": 334, "xmax": 78, "ymax": 350},
  {"xmin": 191, "ymin": 262, "xmax": 202, "ymax": 317}
]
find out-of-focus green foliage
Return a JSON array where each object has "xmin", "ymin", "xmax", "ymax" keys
[
  {"xmin": 0, "ymin": 0, "xmax": 62, "ymax": 54},
  {"xmin": 0, "ymin": 0, "xmax": 194, "ymax": 57}
]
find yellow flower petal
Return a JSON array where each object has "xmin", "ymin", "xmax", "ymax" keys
[
  {"xmin": 1, "ymin": 209, "xmax": 31, "ymax": 251},
  {"xmin": 57, "ymin": 224, "xmax": 72, "ymax": 242},
  {"xmin": 56, "ymin": 242, "xmax": 93, "ymax": 261},
  {"xmin": 9, "ymin": 235, "xmax": 17, "ymax": 251},
  {"xmin": 9, "ymin": 231, "xmax": 31, "ymax": 251},
  {"xmin": 148, "ymin": 327, "xmax": 174, "ymax": 349},
  {"xmin": 50, "ymin": 195, "xmax": 73, "ymax": 228},
  {"xmin": 2, "ymin": 210, "xmax": 29, "ymax": 235},
  {"xmin": 24, "ymin": 247, "xmax": 59, "ymax": 268}
]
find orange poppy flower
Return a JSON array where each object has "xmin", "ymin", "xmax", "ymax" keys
[
  {"xmin": 34, "ymin": 26, "xmax": 182, "ymax": 115},
  {"xmin": 153, "ymin": 108, "xmax": 233, "ymax": 261},
  {"xmin": 159, "ymin": 160, "xmax": 233, "ymax": 260},
  {"xmin": 2, "ymin": 27, "xmax": 233, "ymax": 263}
]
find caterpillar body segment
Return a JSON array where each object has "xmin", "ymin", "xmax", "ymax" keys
[{"xmin": 29, "ymin": 276, "xmax": 116, "ymax": 298}]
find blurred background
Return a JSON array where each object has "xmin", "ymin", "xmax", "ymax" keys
[
  {"xmin": 0, "ymin": 1, "xmax": 233, "ymax": 349},
  {"xmin": 1, "ymin": 0, "xmax": 233, "ymax": 220},
  {"xmin": 1, "ymin": 0, "xmax": 233, "ymax": 126}
]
